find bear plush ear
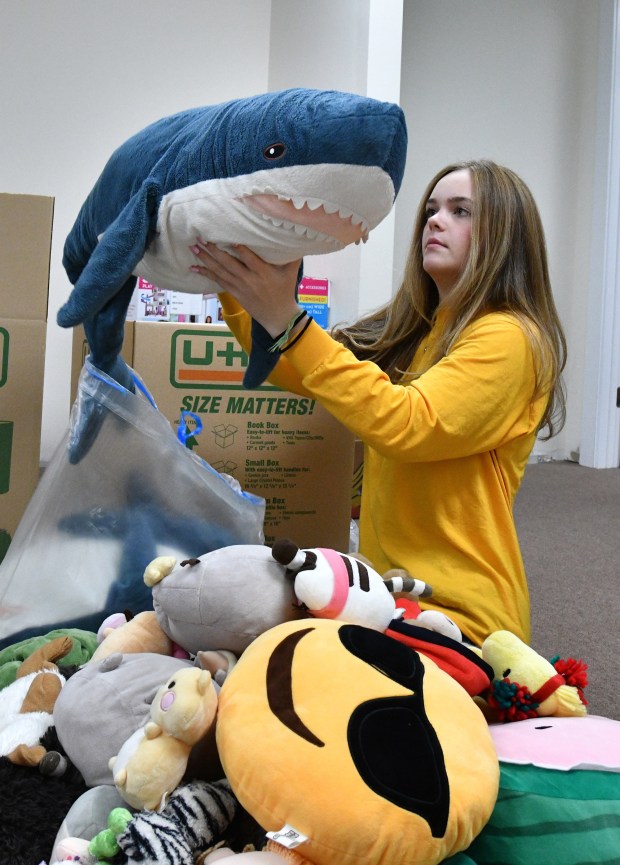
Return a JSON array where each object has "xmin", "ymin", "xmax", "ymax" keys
[{"xmin": 216, "ymin": 619, "xmax": 500, "ymax": 865}]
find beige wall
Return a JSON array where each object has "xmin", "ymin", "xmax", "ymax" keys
[
  {"xmin": 2, "ymin": 0, "xmax": 611, "ymax": 464},
  {"xmin": 1, "ymin": 0, "xmax": 273, "ymax": 463},
  {"xmin": 396, "ymin": 0, "xmax": 600, "ymax": 461}
]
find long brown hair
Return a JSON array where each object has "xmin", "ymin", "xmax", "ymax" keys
[{"xmin": 334, "ymin": 159, "xmax": 567, "ymax": 438}]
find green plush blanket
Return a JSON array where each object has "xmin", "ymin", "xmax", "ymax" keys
[{"xmin": 0, "ymin": 627, "xmax": 98, "ymax": 689}]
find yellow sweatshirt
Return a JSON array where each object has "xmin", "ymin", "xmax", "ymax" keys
[{"xmin": 220, "ymin": 295, "xmax": 547, "ymax": 645}]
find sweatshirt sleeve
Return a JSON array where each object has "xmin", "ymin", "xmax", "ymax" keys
[
  {"xmin": 283, "ymin": 312, "xmax": 541, "ymax": 462},
  {"xmin": 220, "ymin": 293, "xmax": 541, "ymax": 462}
]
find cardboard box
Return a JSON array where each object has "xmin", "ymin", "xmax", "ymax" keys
[
  {"xmin": 72, "ymin": 321, "xmax": 355, "ymax": 550},
  {"xmin": 0, "ymin": 193, "xmax": 54, "ymax": 562}
]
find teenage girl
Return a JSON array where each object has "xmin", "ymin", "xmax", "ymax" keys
[{"xmin": 189, "ymin": 159, "xmax": 566, "ymax": 647}]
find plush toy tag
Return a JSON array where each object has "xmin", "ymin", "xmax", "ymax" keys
[{"xmin": 266, "ymin": 824, "xmax": 309, "ymax": 849}]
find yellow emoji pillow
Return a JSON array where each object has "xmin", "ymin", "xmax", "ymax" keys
[{"xmin": 216, "ymin": 619, "xmax": 499, "ymax": 865}]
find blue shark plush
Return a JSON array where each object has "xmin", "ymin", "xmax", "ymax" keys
[{"xmin": 58, "ymin": 88, "xmax": 407, "ymax": 457}]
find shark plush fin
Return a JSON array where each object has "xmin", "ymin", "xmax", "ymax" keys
[
  {"xmin": 243, "ymin": 318, "xmax": 283, "ymax": 389},
  {"xmin": 243, "ymin": 261, "xmax": 305, "ymax": 389},
  {"xmin": 82, "ymin": 278, "xmax": 137, "ymax": 381},
  {"xmin": 58, "ymin": 180, "xmax": 160, "ymax": 329},
  {"xmin": 68, "ymin": 279, "xmax": 137, "ymax": 464}
]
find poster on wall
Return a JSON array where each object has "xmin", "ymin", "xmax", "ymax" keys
[
  {"xmin": 131, "ymin": 278, "xmax": 170, "ymax": 321},
  {"xmin": 298, "ymin": 276, "xmax": 329, "ymax": 328},
  {"xmin": 130, "ymin": 279, "xmax": 222, "ymax": 323}
]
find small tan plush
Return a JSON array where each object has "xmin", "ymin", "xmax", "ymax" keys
[
  {"xmin": 199, "ymin": 843, "xmax": 311, "ymax": 864},
  {"xmin": 109, "ymin": 666, "xmax": 218, "ymax": 811}
]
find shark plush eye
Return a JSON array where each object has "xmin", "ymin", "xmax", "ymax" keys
[{"xmin": 263, "ymin": 142, "xmax": 287, "ymax": 160}]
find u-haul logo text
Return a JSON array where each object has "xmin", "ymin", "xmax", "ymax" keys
[
  {"xmin": 170, "ymin": 329, "xmax": 279, "ymax": 391},
  {"xmin": 0, "ymin": 328, "xmax": 8, "ymax": 388}
]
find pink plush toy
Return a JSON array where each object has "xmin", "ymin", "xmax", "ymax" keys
[{"xmin": 270, "ymin": 538, "xmax": 430, "ymax": 629}]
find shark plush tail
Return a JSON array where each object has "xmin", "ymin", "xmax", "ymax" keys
[{"xmin": 67, "ymin": 278, "xmax": 137, "ymax": 464}]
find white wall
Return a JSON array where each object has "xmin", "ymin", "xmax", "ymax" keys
[
  {"xmin": 270, "ymin": 0, "xmax": 605, "ymax": 471},
  {"xmin": 1, "ymin": 0, "xmax": 272, "ymax": 463},
  {"xmin": 1, "ymin": 0, "xmax": 614, "ymax": 466},
  {"xmin": 268, "ymin": 0, "xmax": 405, "ymax": 328},
  {"xmin": 396, "ymin": 0, "xmax": 600, "ymax": 462},
  {"xmin": 268, "ymin": 0, "xmax": 371, "ymax": 330},
  {"xmin": 580, "ymin": 0, "xmax": 620, "ymax": 468}
]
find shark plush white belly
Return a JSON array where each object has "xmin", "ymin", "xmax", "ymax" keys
[
  {"xmin": 135, "ymin": 163, "xmax": 394, "ymax": 292},
  {"xmin": 58, "ymin": 88, "xmax": 407, "ymax": 459}
]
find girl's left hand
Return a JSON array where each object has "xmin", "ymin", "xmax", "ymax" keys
[{"xmin": 190, "ymin": 242, "xmax": 302, "ymax": 338}]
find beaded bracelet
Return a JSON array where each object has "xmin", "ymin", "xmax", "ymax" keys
[
  {"xmin": 281, "ymin": 314, "xmax": 313, "ymax": 352},
  {"xmin": 268, "ymin": 309, "xmax": 308, "ymax": 353}
]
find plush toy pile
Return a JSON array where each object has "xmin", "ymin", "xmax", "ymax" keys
[
  {"xmin": 3, "ymin": 88, "xmax": 618, "ymax": 865},
  {"xmin": 1, "ymin": 538, "xmax": 615, "ymax": 865}
]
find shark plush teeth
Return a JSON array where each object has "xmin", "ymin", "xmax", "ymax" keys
[{"xmin": 57, "ymin": 88, "xmax": 407, "ymax": 458}]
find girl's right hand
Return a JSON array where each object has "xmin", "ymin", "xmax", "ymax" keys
[{"xmin": 190, "ymin": 242, "xmax": 303, "ymax": 338}]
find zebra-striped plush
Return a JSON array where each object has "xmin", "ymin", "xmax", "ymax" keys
[{"xmin": 118, "ymin": 778, "xmax": 237, "ymax": 865}]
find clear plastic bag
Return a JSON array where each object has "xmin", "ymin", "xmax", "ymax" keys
[{"xmin": 0, "ymin": 358, "xmax": 265, "ymax": 647}]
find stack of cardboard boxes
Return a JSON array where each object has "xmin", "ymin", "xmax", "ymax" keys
[{"xmin": 0, "ymin": 193, "xmax": 54, "ymax": 564}]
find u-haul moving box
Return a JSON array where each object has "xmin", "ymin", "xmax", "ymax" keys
[
  {"xmin": 72, "ymin": 322, "xmax": 355, "ymax": 551},
  {"xmin": 0, "ymin": 194, "xmax": 54, "ymax": 563}
]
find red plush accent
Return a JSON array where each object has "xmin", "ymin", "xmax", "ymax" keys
[
  {"xmin": 386, "ymin": 614, "xmax": 493, "ymax": 697},
  {"xmin": 531, "ymin": 673, "xmax": 565, "ymax": 705},
  {"xmin": 553, "ymin": 656, "xmax": 589, "ymax": 704},
  {"xmin": 486, "ymin": 680, "xmax": 540, "ymax": 722},
  {"xmin": 398, "ymin": 597, "xmax": 423, "ymax": 619}
]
